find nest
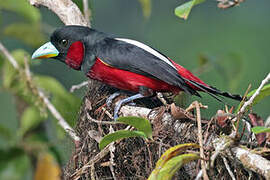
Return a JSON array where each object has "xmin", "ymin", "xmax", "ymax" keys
[{"xmin": 63, "ymin": 81, "xmax": 269, "ymax": 180}]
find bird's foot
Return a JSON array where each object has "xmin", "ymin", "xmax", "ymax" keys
[
  {"xmin": 113, "ymin": 94, "xmax": 144, "ymax": 121},
  {"xmin": 106, "ymin": 92, "xmax": 121, "ymax": 108}
]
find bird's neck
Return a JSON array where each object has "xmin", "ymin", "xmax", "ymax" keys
[
  {"xmin": 65, "ymin": 41, "xmax": 84, "ymax": 70},
  {"xmin": 65, "ymin": 29, "xmax": 108, "ymax": 71}
]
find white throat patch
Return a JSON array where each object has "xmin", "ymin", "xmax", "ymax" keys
[{"xmin": 115, "ymin": 38, "xmax": 177, "ymax": 70}]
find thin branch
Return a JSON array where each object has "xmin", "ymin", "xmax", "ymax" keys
[
  {"xmin": 217, "ymin": 0, "xmax": 245, "ymax": 9},
  {"xmin": 195, "ymin": 170, "xmax": 203, "ymax": 180},
  {"xmin": 71, "ymin": 145, "xmax": 111, "ymax": 179},
  {"xmin": 157, "ymin": 92, "xmax": 168, "ymax": 106},
  {"xmin": 109, "ymin": 126, "xmax": 117, "ymax": 180},
  {"xmin": 0, "ymin": 41, "xmax": 80, "ymax": 142},
  {"xmin": 70, "ymin": 81, "xmax": 89, "ymax": 92},
  {"xmin": 211, "ymin": 136, "xmax": 234, "ymax": 167},
  {"xmin": 222, "ymin": 157, "xmax": 236, "ymax": 180},
  {"xmin": 232, "ymin": 147, "xmax": 270, "ymax": 179},
  {"xmin": 239, "ymin": 73, "xmax": 270, "ymax": 114},
  {"xmin": 0, "ymin": 42, "xmax": 19, "ymax": 69},
  {"xmin": 28, "ymin": 0, "xmax": 90, "ymax": 26},
  {"xmin": 38, "ymin": 90, "xmax": 80, "ymax": 141},
  {"xmin": 82, "ymin": 0, "xmax": 91, "ymax": 23},
  {"xmin": 90, "ymin": 164, "xmax": 95, "ymax": 180},
  {"xmin": 87, "ymin": 113, "xmax": 120, "ymax": 125},
  {"xmin": 194, "ymin": 101, "xmax": 209, "ymax": 180}
]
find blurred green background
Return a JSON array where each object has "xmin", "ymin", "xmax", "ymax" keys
[{"xmin": 0, "ymin": 0, "xmax": 269, "ymax": 179}]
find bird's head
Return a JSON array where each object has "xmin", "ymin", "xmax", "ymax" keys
[{"xmin": 32, "ymin": 25, "xmax": 92, "ymax": 70}]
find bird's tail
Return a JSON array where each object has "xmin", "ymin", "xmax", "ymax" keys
[
  {"xmin": 183, "ymin": 78, "xmax": 243, "ymax": 102},
  {"xmin": 170, "ymin": 60, "xmax": 243, "ymax": 101}
]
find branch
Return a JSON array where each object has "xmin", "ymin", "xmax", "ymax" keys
[
  {"xmin": 212, "ymin": 136, "xmax": 270, "ymax": 179},
  {"xmin": 38, "ymin": 89, "xmax": 80, "ymax": 141},
  {"xmin": 0, "ymin": 42, "xmax": 19, "ymax": 69},
  {"xmin": 28, "ymin": 0, "xmax": 90, "ymax": 26},
  {"xmin": 232, "ymin": 147, "xmax": 270, "ymax": 179},
  {"xmin": 82, "ymin": 0, "xmax": 91, "ymax": 23},
  {"xmin": 0, "ymin": 41, "xmax": 80, "ymax": 142},
  {"xmin": 194, "ymin": 101, "xmax": 209, "ymax": 180},
  {"xmin": 222, "ymin": 157, "xmax": 236, "ymax": 180},
  {"xmin": 217, "ymin": 0, "xmax": 245, "ymax": 9},
  {"xmin": 238, "ymin": 72, "xmax": 270, "ymax": 114},
  {"xmin": 70, "ymin": 81, "xmax": 89, "ymax": 93}
]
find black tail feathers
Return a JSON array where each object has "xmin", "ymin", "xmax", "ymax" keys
[
  {"xmin": 182, "ymin": 78, "xmax": 243, "ymax": 102},
  {"xmin": 208, "ymin": 85, "xmax": 243, "ymax": 101}
]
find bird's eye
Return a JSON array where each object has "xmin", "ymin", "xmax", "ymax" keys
[{"xmin": 60, "ymin": 39, "xmax": 68, "ymax": 47}]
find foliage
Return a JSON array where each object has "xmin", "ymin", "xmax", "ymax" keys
[
  {"xmin": 246, "ymin": 84, "xmax": 270, "ymax": 107},
  {"xmin": 4, "ymin": 23, "xmax": 46, "ymax": 48},
  {"xmin": 0, "ymin": 148, "xmax": 32, "ymax": 180},
  {"xmin": 148, "ymin": 143, "xmax": 200, "ymax": 180},
  {"xmin": 117, "ymin": 116, "xmax": 152, "ymax": 138},
  {"xmin": 251, "ymin": 126, "xmax": 270, "ymax": 134},
  {"xmin": 99, "ymin": 130, "xmax": 147, "ymax": 150},
  {"xmin": 0, "ymin": 0, "xmax": 40, "ymax": 23},
  {"xmin": 99, "ymin": 117, "xmax": 152, "ymax": 150},
  {"xmin": 175, "ymin": 0, "xmax": 205, "ymax": 20},
  {"xmin": 236, "ymin": 84, "xmax": 270, "ymax": 112},
  {"xmin": 0, "ymin": 2, "xmax": 80, "ymax": 178}
]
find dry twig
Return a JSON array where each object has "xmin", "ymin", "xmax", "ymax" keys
[
  {"xmin": 82, "ymin": 0, "xmax": 91, "ymax": 23},
  {"xmin": 0, "ymin": 42, "xmax": 19, "ymax": 69},
  {"xmin": 232, "ymin": 147, "xmax": 270, "ymax": 179},
  {"xmin": 222, "ymin": 157, "xmax": 236, "ymax": 180},
  {"xmin": 194, "ymin": 101, "xmax": 209, "ymax": 180},
  {"xmin": 109, "ymin": 126, "xmax": 117, "ymax": 180},
  {"xmin": 238, "ymin": 73, "xmax": 270, "ymax": 115},
  {"xmin": 70, "ymin": 81, "xmax": 89, "ymax": 92},
  {"xmin": 217, "ymin": 0, "xmax": 245, "ymax": 9},
  {"xmin": 28, "ymin": 0, "xmax": 89, "ymax": 26}
]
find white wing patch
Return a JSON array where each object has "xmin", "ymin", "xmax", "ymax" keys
[{"xmin": 115, "ymin": 38, "xmax": 177, "ymax": 70}]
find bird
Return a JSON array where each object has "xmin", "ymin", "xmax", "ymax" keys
[{"xmin": 32, "ymin": 25, "xmax": 242, "ymax": 119}]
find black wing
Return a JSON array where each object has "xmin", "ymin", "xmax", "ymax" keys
[{"xmin": 90, "ymin": 38, "xmax": 199, "ymax": 96}]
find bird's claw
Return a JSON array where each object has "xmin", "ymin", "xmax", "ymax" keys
[
  {"xmin": 106, "ymin": 92, "xmax": 121, "ymax": 108},
  {"xmin": 113, "ymin": 94, "xmax": 144, "ymax": 121}
]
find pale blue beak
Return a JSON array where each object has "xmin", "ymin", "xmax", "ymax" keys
[{"xmin": 32, "ymin": 42, "xmax": 59, "ymax": 59}]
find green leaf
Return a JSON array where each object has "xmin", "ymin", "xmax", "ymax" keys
[
  {"xmin": 251, "ymin": 126, "xmax": 270, "ymax": 134},
  {"xmin": 99, "ymin": 130, "xmax": 147, "ymax": 150},
  {"xmin": 148, "ymin": 143, "xmax": 199, "ymax": 180},
  {"xmin": 175, "ymin": 0, "xmax": 205, "ymax": 20},
  {"xmin": 4, "ymin": 23, "xmax": 46, "ymax": 47},
  {"xmin": 149, "ymin": 154, "xmax": 199, "ymax": 180},
  {"xmin": 138, "ymin": 0, "xmax": 152, "ymax": 18},
  {"xmin": 154, "ymin": 143, "xmax": 199, "ymax": 169},
  {"xmin": 117, "ymin": 116, "xmax": 152, "ymax": 138},
  {"xmin": 236, "ymin": 84, "xmax": 270, "ymax": 112},
  {"xmin": 18, "ymin": 106, "xmax": 45, "ymax": 136},
  {"xmin": 0, "ymin": 0, "xmax": 41, "ymax": 23},
  {"xmin": 247, "ymin": 84, "xmax": 270, "ymax": 106}
]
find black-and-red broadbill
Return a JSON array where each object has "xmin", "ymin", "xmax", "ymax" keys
[{"xmin": 32, "ymin": 25, "xmax": 242, "ymax": 119}]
